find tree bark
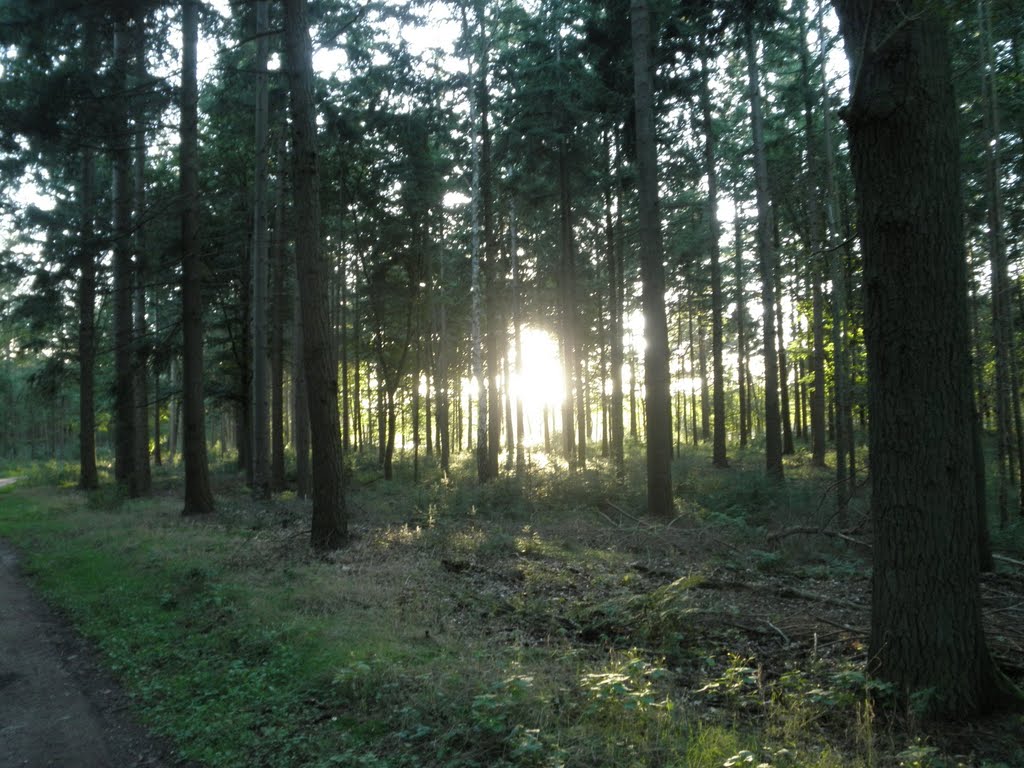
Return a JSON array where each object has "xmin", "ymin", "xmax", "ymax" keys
[
  {"xmin": 180, "ymin": 0, "xmax": 214, "ymax": 516},
  {"xmin": 283, "ymin": 0, "xmax": 347, "ymax": 548},
  {"xmin": 834, "ymin": 0, "xmax": 1020, "ymax": 717},
  {"xmin": 631, "ymin": 0, "xmax": 673, "ymax": 517}
]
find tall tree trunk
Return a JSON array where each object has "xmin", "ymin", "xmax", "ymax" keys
[
  {"xmin": 799, "ymin": 0, "xmax": 827, "ymax": 468},
  {"xmin": 776, "ymin": 276, "xmax": 795, "ymax": 455},
  {"xmin": 745, "ymin": 20, "xmax": 783, "ymax": 479},
  {"xmin": 478, "ymin": 15, "xmax": 501, "ymax": 481},
  {"xmin": 283, "ymin": 0, "xmax": 347, "ymax": 548},
  {"xmin": 132, "ymin": 8, "xmax": 151, "ymax": 495},
  {"xmin": 509, "ymin": 202, "xmax": 525, "ymax": 476},
  {"xmin": 700, "ymin": 53, "xmax": 728, "ymax": 468},
  {"xmin": 605, "ymin": 131, "xmax": 626, "ymax": 478},
  {"xmin": 978, "ymin": 0, "xmax": 1017, "ymax": 526},
  {"xmin": 293, "ymin": 282, "xmax": 310, "ymax": 498},
  {"xmin": 77, "ymin": 16, "xmax": 99, "ymax": 491},
  {"xmin": 558, "ymin": 137, "xmax": 578, "ymax": 470},
  {"xmin": 250, "ymin": 0, "xmax": 271, "ymax": 500},
  {"xmin": 631, "ymin": 0, "xmax": 673, "ymax": 517},
  {"xmin": 270, "ymin": 157, "xmax": 287, "ymax": 493},
  {"xmin": 817, "ymin": 2, "xmax": 848, "ymax": 522},
  {"xmin": 735, "ymin": 215, "xmax": 749, "ymax": 449},
  {"xmin": 834, "ymin": 0, "xmax": 1019, "ymax": 716},
  {"xmin": 180, "ymin": 0, "xmax": 214, "ymax": 515},
  {"xmin": 461, "ymin": 7, "xmax": 489, "ymax": 483},
  {"xmin": 112, "ymin": 15, "xmax": 137, "ymax": 496}
]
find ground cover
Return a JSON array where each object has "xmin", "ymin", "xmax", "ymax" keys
[{"xmin": 0, "ymin": 447, "xmax": 1022, "ymax": 767}]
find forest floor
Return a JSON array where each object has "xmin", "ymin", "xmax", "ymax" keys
[{"xmin": 0, "ymin": 449, "xmax": 1023, "ymax": 767}]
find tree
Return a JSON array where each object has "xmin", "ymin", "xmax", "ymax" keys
[
  {"xmin": 744, "ymin": 16, "xmax": 783, "ymax": 480},
  {"xmin": 112, "ymin": 11, "xmax": 138, "ymax": 496},
  {"xmin": 833, "ymin": 0, "xmax": 1020, "ymax": 717},
  {"xmin": 251, "ymin": 0, "xmax": 271, "ymax": 501},
  {"xmin": 631, "ymin": 0, "xmax": 673, "ymax": 517},
  {"xmin": 180, "ymin": 0, "xmax": 215, "ymax": 517},
  {"xmin": 77, "ymin": 15, "xmax": 100, "ymax": 491},
  {"xmin": 283, "ymin": 0, "xmax": 347, "ymax": 549}
]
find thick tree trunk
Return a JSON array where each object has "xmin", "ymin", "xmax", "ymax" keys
[
  {"xmin": 745, "ymin": 20, "xmax": 783, "ymax": 480},
  {"xmin": 631, "ymin": 0, "xmax": 673, "ymax": 517},
  {"xmin": 284, "ymin": 0, "xmax": 347, "ymax": 547},
  {"xmin": 834, "ymin": 0, "xmax": 1019, "ymax": 717},
  {"xmin": 180, "ymin": 0, "xmax": 214, "ymax": 515}
]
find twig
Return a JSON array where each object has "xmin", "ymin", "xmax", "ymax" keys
[
  {"xmin": 994, "ymin": 553, "xmax": 1024, "ymax": 569},
  {"xmin": 812, "ymin": 613, "xmax": 867, "ymax": 635},
  {"xmin": 765, "ymin": 619, "xmax": 792, "ymax": 645}
]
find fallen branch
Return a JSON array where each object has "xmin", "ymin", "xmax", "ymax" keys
[
  {"xmin": 767, "ymin": 526, "xmax": 869, "ymax": 549},
  {"xmin": 812, "ymin": 613, "xmax": 867, "ymax": 635}
]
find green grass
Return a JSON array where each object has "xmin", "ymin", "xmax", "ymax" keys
[{"xmin": 0, "ymin": 447, "xmax": 1020, "ymax": 768}]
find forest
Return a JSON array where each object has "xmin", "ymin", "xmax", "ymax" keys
[{"xmin": 1, "ymin": 0, "xmax": 1023, "ymax": 765}]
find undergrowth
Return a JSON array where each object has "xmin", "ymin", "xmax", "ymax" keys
[{"xmin": 0, "ymin": 446, "xmax": 1020, "ymax": 768}]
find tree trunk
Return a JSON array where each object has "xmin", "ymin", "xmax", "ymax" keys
[
  {"xmin": 293, "ymin": 282, "xmax": 310, "ymax": 498},
  {"xmin": 833, "ymin": 0, "xmax": 1019, "ymax": 717},
  {"xmin": 180, "ymin": 0, "xmax": 214, "ymax": 515},
  {"xmin": 631, "ymin": 0, "xmax": 673, "ymax": 517},
  {"xmin": 132, "ymin": 8, "xmax": 151, "ymax": 495},
  {"xmin": 745, "ymin": 21, "xmax": 783, "ymax": 479},
  {"xmin": 700, "ymin": 53, "xmax": 728, "ymax": 468},
  {"xmin": 461, "ymin": 8, "xmax": 489, "ymax": 484},
  {"xmin": 270, "ymin": 155, "xmax": 287, "ymax": 493},
  {"xmin": 817, "ymin": 2, "xmax": 848, "ymax": 522},
  {"xmin": 112, "ymin": 15, "xmax": 137, "ymax": 497},
  {"xmin": 509, "ymin": 202, "xmax": 526, "ymax": 476},
  {"xmin": 605, "ymin": 131, "xmax": 625, "ymax": 478},
  {"xmin": 284, "ymin": 0, "xmax": 347, "ymax": 548},
  {"xmin": 735, "ymin": 215, "xmax": 749, "ymax": 449},
  {"xmin": 77, "ymin": 17, "xmax": 99, "ymax": 491},
  {"xmin": 798, "ymin": 1, "xmax": 828, "ymax": 468},
  {"xmin": 250, "ymin": 0, "xmax": 271, "ymax": 500}
]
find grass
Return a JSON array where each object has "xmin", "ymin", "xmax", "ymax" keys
[{"xmin": 0, "ymin": 447, "xmax": 1021, "ymax": 767}]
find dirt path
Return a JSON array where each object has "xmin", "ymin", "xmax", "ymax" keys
[{"xmin": 0, "ymin": 532, "xmax": 188, "ymax": 767}]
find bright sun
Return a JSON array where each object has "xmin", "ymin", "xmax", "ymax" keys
[{"xmin": 511, "ymin": 326, "xmax": 563, "ymax": 444}]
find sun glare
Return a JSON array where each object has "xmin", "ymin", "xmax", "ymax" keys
[{"xmin": 512, "ymin": 327, "xmax": 564, "ymax": 444}]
